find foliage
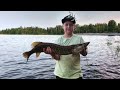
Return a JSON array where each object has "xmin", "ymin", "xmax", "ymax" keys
[{"xmin": 0, "ymin": 20, "xmax": 120, "ymax": 35}]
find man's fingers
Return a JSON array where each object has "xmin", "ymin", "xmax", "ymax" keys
[
  {"xmin": 43, "ymin": 47, "xmax": 55, "ymax": 54},
  {"xmin": 43, "ymin": 47, "xmax": 52, "ymax": 54},
  {"xmin": 43, "ymin": 48, "xmax": 46, "ymax": 53},
  {"xmin": 48, "ymin": 47, "xmax": 52, "ymax": 53},
  {"xmin": 43, "ymin": 48, "xmax": 45, "ymax": 52},
  {"xmin": 46, "ymin": 47, "xmax": 51, "ymax": 53}
]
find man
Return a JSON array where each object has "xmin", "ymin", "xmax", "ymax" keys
[{"xmin": 43, "ymin": 14, "xmax": 88, "ymax": 79}]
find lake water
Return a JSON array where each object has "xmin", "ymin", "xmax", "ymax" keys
[{"xmin": 0, "ymin": 34, "xmax": 120, "ymax": 79}]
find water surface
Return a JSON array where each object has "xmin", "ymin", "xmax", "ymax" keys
[{"xmin": 0, "ymin": 35, "xmax": 120, "ymax": 79}]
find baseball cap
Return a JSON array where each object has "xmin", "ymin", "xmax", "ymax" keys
[{"xmin": 61, "ymin": 14, "xmax": 76, "ymax": 24}]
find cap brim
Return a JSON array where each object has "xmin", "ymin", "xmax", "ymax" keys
[{"xmin": 62, "ymin": 19, "xmax": 75, "ymax": 24}]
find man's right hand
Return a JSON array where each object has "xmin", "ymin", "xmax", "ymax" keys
[
  {"xmin": 43, "ymin": 47, "xmax": 60, "ymax": 60},
  {"xmin": 43, "ymin": 47, "xmax": 52, "ymax": 54}
]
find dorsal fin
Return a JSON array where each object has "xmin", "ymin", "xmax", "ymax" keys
[{"xmin": 31, "ymin": 42, "xmax": 42, "ymax": 48}]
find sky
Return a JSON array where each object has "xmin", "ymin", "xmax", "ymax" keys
[{"xmin": 0, "ymin": 11, "xmax": 120, "ymax": 30}]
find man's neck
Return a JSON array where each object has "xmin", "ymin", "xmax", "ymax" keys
[{"xmin": 64, "ymin": 33, "xmax": 73, "ymax": 38}]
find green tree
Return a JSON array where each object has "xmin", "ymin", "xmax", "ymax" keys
[{"xmin": 108, "ymin": 20, "xmax": 117, "ymax": 32}]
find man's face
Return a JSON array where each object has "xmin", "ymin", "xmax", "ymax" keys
[{"xmin": 63, "ymin": 21, "xmax": 75, "ymax": 35}]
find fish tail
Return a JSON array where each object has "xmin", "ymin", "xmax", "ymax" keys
[{"xmin": 23, "ymin": 51, "xmax": 30, "ymax": 61}]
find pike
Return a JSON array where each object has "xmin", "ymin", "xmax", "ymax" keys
[{"xmin": 23, "ymin": 42, "xmax": 90, "ymax": 61}]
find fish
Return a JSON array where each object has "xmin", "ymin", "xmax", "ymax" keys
[{"xmin": 23, "ymin": 41, "xmax": 90, "ymax": 61}]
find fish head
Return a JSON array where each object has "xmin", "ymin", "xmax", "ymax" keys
[
  {"xmin": 73, "ymin": 42, "xmax": 90, "ymax": 54},
  {"xmin": 84, "ymin": 42, "xmax": 90, "ymax": 47}
]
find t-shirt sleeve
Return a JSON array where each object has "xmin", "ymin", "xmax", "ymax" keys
[
  {"xmin": 80, "ymin": 36, "xmax": 85, "ymax": 44},
  {"xmin": 54, "ymin": 39, "xmax": 59, "ymax": 44},
  {"xmin": 54, "ymin": 37, "xmax": 61, "ymax": 44}
]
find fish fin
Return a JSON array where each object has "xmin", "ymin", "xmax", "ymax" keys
[
  {"xmin": 54, "ymin": 54, "xmax": 60, "ymax": 60},
  {"xmin": 31, "ymin": 42, "xmax": 42, "ymax": 48},
  {"xmin": 51, "ymin": 56, "xmax": 54, "ymax": 59},
  {"xmin": 50, "ymin": 53, "xmax": 55, "ymax": 59},
  {"xmin": 23, "ymin": 52, "xmax": 30, "ymax": 61},
  {"xmin": 51, "ymin": 53, "xmax": 60, "ymax": 60},
  {"xmin": 36, "ymin": 52, "xmax": 41, "ymax": 58}
]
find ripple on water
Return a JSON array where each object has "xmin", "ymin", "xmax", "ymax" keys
[{"xmin": 1, "ymin": 35, "xmax": 120, "ymax": 79}]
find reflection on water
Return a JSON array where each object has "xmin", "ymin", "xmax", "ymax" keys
[
  {"xmin": 106, "ymin": 36, "xmax": 120, "ymax": 59},
  {"xmin": 0, "ymin": 35, "xmax": 120, "ymax": 79}
]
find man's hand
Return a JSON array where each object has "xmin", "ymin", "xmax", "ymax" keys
[
  {"xmin": 43, "ymin": 47, "xmax": 52, "ymax": 54},
  {"xmin": 43, "ymin": 47, "xmax": 60, "ymax": 60}
]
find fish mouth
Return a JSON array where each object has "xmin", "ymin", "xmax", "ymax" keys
[{"xmin": 84, "ymin": 42, "xmax": 90, "ymax": 47}]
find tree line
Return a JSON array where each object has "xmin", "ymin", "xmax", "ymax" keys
[{"xmin": 0, "ymin": 20, "xmax": 120, "ymax": 35}]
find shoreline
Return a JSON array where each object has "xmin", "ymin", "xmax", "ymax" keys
[
  {"xmin": 76, "ymin": 33, "xmax": 120, "ymax": 36},
  {"xmin": 0, "ymin": 33, "xmax": 120, "ymax": 36}
]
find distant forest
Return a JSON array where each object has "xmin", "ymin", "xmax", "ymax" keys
[{"xmin": 0, "ymin": 20, "xmax": 120, "ymax": 35}]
